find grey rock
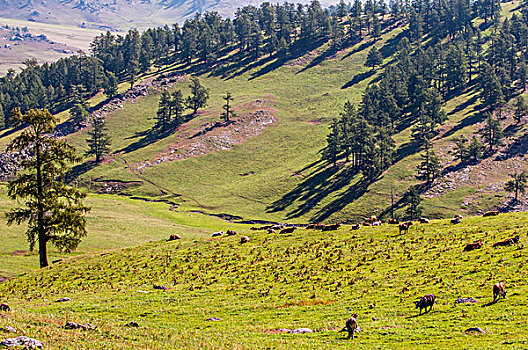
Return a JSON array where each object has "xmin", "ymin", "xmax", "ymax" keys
[
  {"xmin": 289, "ymin": 328, "xmax": 313, "ymax": 334},
  {"xmin": 55, "ymin": 297, "xmax": 71, "ymax": 303},
  {"xmin": 206, "ymin": 317, "xmax": 221, "ymax": 321},
  {"xmin": 455, "ymin": 297, "xmax": 478, "ymax": 304},
  {"xmin": 64, "ymin": 322, "xmax": 95, "ymax": 330},
  {"xmin": 465, "ymin": 327, "xmax": 485, "ymax": 334},
  {"xmin": 0, "ymin": 336, "xmax": 43, "ymax": 348},
  {"xmin": 3, "ymin": 326, "xmax": 16, "ymax": 333}
]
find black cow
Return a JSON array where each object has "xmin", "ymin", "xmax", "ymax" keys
[{"xmin": 414, "ymin": 294, "xmax": 435, "ymax": 315}]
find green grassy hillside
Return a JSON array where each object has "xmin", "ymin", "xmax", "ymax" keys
[
  {"xmin": 0, "ymin": 211, "xmax": 526, "ymax": 349},
  {"xmin": 41, "ymin": 1, "xmax": 525, "ymax": 225}
]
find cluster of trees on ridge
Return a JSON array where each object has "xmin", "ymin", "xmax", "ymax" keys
[{"xmin": 323, "ymin": 0, "xmax": 528, "ymax": 196}]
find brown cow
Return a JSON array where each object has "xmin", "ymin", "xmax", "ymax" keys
[
  {"xmin": 493, "ymin": 282, "xmax": 506, "ymax": 302},
  {"xmin": 339, "ymin": 313, "xmax": 359, "ymax": 339},
  {"xmin": 0, "ymin": 303, "xmax": 10, "ymax": 312},
  {"xmin": 279, "ymin": 226, "xmax": 296, "ymax": 234},
  {"xmin": 322, "ymin": 223, "xmax": 341, "ymax": 231},
  {"xmin": 369, "ymin": 216, "xmax": 378, "ymax": 224},
  {"xmin": 240, "ymin": 236, "xmax": 250, "ymax": 244},
  {"xmin": 483, "ymin": 211, "xmax": 499, "ymax": 217},
  {"xmin": 226, "ymin": 230, "xmax": 238, "ymax": 236},
  {"xmin": 388, "ymin": 219, "xmax": 399, "ymax": 224},
  {"xmin": 419, "ymin": 217, "xmax": 430, "ymax": 224},
  {"xmin": 492, "ymin": 235, "xmax": 520, "ymax": 248},
  {"xmin": 168, "ymin": 234, "xmax": 181, "ymax": 241},
  {"xmin": 398, "ymin": 221, "xmax": 413, "ymax": 234},
  {"xmin": 463, "ymin": 239, "xmax": 483, "ymax": 252},
  {"xmin": 351, "ymin": 223, "xmax": 361, "ymax": 230}
]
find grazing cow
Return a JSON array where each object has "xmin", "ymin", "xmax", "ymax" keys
[
  {"xmin": 419, "ymin": 217, "xmax": 430, "ymax": 224},
  {"xmin": 414, "ymin": 294, "xmax": 435, "ymax": 315},
  {"xmin": 399, "ymin": 221, "xmax": 413, "ymax": 234},
  {"xmin": 388, "ymin": 219, "xmax": 399, "ymax": 224},
  {"xmin": 168, "ymin": 234, "xmax": 181, "ymax": 241},
  {"xmin": 267, "ymin": 228, "xmax": 275, "ymax": 234},
  {"xmin": 351, "ymin": 223, "xmax": 361, "ymax": 230},
  {"xmin": 339, "ymin": 313, "xmax": 359, "ymax": 339},
  {"xmin": 226, "ymin": 230, "xmax": 238, "ymax": 236},
  {"xmin": 370, "ymin": 216, "xmax": 378, "ymax": 224},
  {"xmin": 240, "ymin": 236, "xmax": 249, "ymax": 244},
  {"xmin": 279, "ymin": 226, "xmax": 296, "ymax": 234},
  {"xmin": 483, "ymin": 211, "xmax": 499, "ymax": 217},
  {"xmin": 454, "ymin": 214, "xmax": 463, "ymax": 219},
  {"xmin": 492, "ymin": 235, "xmax": 520, "ymax": 248},
  {"xmin": 493, "ymin": 282, "xmax": 507, "ymax": 302},
  {"xmin": 361, "ymin": 221, "xmax": 371, "ymax": 227},
  {"xmin": 271, "ymin": 225, "xmax": 283, "ymax": 231},
  {"xmin": 322, "ymin": 223, "xmax": 341, "ymax": 231},
  {"xmin": 0, "ymin": 303, "xmax": 10, "ymax": 312},
  {"xmin": 463, "ymin": 239, "xmax": 483, "ymax": 252},
  {"xmin": 451, "ymin": 217, "xmax": 461, "ymax": 224},
  {"xmin": 211, "ymin": 231, "xmax": 224, "ymax": 237},
  {"xmin": 372, "ymin": 221, "xmax": 382, "ymax": 226}
]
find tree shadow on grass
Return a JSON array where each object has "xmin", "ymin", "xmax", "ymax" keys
[
  {"xmin": 442, "ymin": 110, "xmax": 485, "ymax": 139},
  {"xmin": 116, "ymin": 123, "xmax": 180, "ymax": 155},
  {"xmin": 65, "ymin": 160, "xmax": 98, "ymax": 183},
  {"xmin": 310, "ymin": 175, "xmax": 373, "ymax": 222},
  {"xmin": 341, "ymin": 69, "xmax": 376, "ymax": 89},
  {"xmin": 266, "ymin": 161, "xmax": 364, "ymax": 221}
]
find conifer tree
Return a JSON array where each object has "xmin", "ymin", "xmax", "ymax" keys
[
  {"xmin": 514, "ymin": 95, "xmax": 527, "ymax": 124},
  {"xmin": 86, "ymin": 115, "xmax": 111, "ymax": 163},
  {"xmin": 186, "ymin": 77, "xmax": 209, "ymax": 114},
  {"xmin": 322, "ymin": 119, "xmax": 341, "ymax": 167},
  {"xmin": 467, "ymin": 136, "xmax": 484, "ymax": 162},
  {"xmin": 479, "ymin": 112, "xmax": 504, "ymax": 152},
  {"xmin": 416, "ymin": 139, "xmax": 441, "ymax": 184},
  {"xmin": 171, "ymin": 90, "xmax": 185, "ymax": 127},
  {"xmin": 365, "ymin": 46, "xmax": 383, "ymax": 69},
  {"xmin": 6, "ymin": 108, "xmax": 89, "ymax": 268},
  {"xmin": 156, "ymin": 90, "xmax": 172, "ymax": 129},
  {"xmin": 404, "ymin": 187, "xmax": 422, "ymax": 220},
  {"xmin": 221, "ymin": 91, "xmax": 237, "ymax": 122},
  {"xmin": 504, "ymin": 171, "xmax": 527, "ymax": 202}
]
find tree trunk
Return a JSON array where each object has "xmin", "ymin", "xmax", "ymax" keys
[{"xmin": 36, "ymin": 140, "xmax": 48, "ymax": 268}]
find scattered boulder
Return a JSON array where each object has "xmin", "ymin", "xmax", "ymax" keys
[
  {"xmin": 455, "ymin": 297, "xmax": 478, "ymax": 304},
  {"xmin": 64, "ymin": 322, "xmax": 95, "ymax": 330},
  {"xmin": 125, "ymin": 321, "xmax": 139, "ymax": 327},
  {"xmin": 465, "ymin": 327, "xmax": 485, "ymax": 334},
  {"xmin": 0, "ymin": 336, "xmax": 43, "ymax": 348},
  {"xmin": 153, "ymin": 285, "xmax": 169, "ymax": 290},
  {"xmin": 55, "ymin": 297, "xmax": 71, "ymax": 303},
  {"xmin": 211, "ymin": 231, "xmax": 224, "ymax": 237},
  {"xmin": 206, "ymin": 317, "xmax": 221, "ymax": 321},
  {"xmin": 3, "ymin": 326, "xmax": 16, "ymax": 333},
  {"xmin": 289, "ymin": 328, "xmax": 313, "ymax": 334},
  {"xmin": 240, "ymin": 236, "xmax": 250, "ymax": 244}
]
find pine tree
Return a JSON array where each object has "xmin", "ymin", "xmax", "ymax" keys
[
  {"xmin": 0, "ymin": 104, "xmax": 4, "ymax": 130},
  {"xmin": 171, "ymin": 90, "xmax": 185, "ymax": 127},
  {"xmin": 504, "ymin": 171, "xmax": 527, "ymax": 202},
  {"xmin": 6, "ymin": 109, "xmax": 90, "ymax": 268},
  {"xmin": 221, "ymin": 91, "xmax": 237, "ymax": 122},
  {"xmin": 467, "ymin": 136, "xmax": 484, "ymax": 162},
  {"xmin": 479, "ymin": 112, "xmax": 504, "ymax": 152},
  {"xmin": 186, "ymin": 77, "xmax": 209, "ymax": 114},
  {"xmin": 514, "ymin": 95, "xmax": 527, "ymax": 124},
  {"xmin": 365, "ymin": 46, "xmax": 383, "ymax": 69},
  {"xmin": 156, "ymin": 90, "xmax": 172, "ymax": 129},
  {"xmin": 404, "ymin": 187, "xmax": 422, "ymax": 220},
  {"xmin": 453, "ymin": 135, "xmax": 468, "ymax": 163},
  {"xmin": 416, "ymin": 140, "xmax": 441, "ymax": 184},
  {"xmin": 103, "ymin": 72, "xmax": 118, "ymax": 99},
  {"xmin": 86, "ymin": 115, "xmax": 111, "ymax": 163},
  {"xmin": 322, "ymin": 118, "xmax": 341, "ymax": 167},
  {"xmin": 69, "ymin": 90, "xmax": 90, "ymax": 122}
]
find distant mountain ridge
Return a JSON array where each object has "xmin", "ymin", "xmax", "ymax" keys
[{"xmin": 0, "ymin": 0, "xmax": 338, "ymax": 30}]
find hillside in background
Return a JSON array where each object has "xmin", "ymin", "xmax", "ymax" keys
[
  {"xmin": 0, "ymin": 0, "xmax": 527, "ymax": 225},
  {"xmin": 0, "ymin": 0, "xmax": 339, "ymax": 30}
]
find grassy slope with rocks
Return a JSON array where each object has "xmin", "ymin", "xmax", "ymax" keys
[{"xmin": 0, "ymin": 212, "xmax": 527, "ymax": 349}]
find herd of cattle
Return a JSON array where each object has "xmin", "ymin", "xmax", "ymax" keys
[{"xmin": 164, "ymin": 209, "xmax": 520, "ymax": 340}]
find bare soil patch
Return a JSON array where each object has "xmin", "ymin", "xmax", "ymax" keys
[{"xmin": 131, "ymin": 102, "xmax": 278, "ymax": 173}]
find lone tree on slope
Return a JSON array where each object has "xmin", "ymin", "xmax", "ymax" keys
[{"xmin": 6, "ymin": 108, "xmax": 90, "ymax": 268}]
